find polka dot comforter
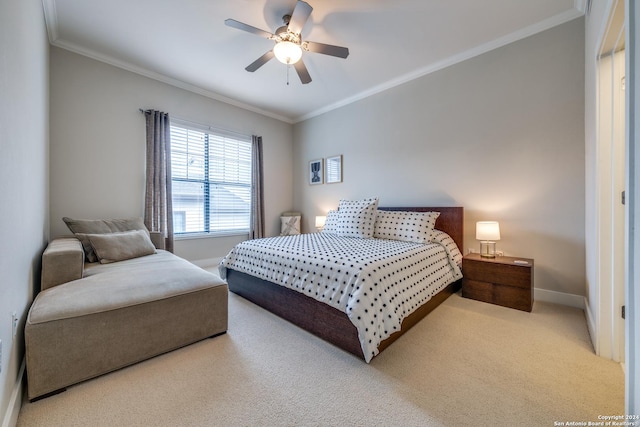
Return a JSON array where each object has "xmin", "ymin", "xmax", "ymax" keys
[{"xmin": 219, "ymin": 231, "xmax": 463, "ymax": 362}]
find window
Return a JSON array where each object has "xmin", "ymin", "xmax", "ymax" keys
[{"xmin": 170, "ymin": 120, "xmax": 252, "ymax": 236}]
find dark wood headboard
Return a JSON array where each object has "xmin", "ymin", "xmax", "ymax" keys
[{"xmin": 378, "ymin": 207, "xmax": 464, "ymax": 253}]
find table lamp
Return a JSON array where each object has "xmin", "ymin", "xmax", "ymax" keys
[
  {"xmin": 315, "ymin": 215, "xmax": 326, "ymax": 232},
  {"xmin": 476, "ymin": 221, "xmax": 500, "ymax": 258}
]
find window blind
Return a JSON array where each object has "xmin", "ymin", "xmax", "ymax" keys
[{"xmin": 170, "ymin": 122, "xmax": 251, "ymax": 235}]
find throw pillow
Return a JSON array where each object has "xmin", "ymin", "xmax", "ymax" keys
[
  {"xmin": 87, "ymin": 230, "xmax": 157, "ymax": 264},
  {"xmin": 321, "ymin": 210, "xmax": 339, "ymax": 234},
  {"xmin": 280, "ymin": 216, "xmax": 301, "ymax": 235},
  {"xmin": 336, "ymin": 197, "xmax": 379, "ymax": 238},
  {"xmin": 63, "ymin": 217, "xmax": 149, "ymax": 262},
  {"xmin": 374, "ymin": 210, "xmax": 440, "ymax": 244}
]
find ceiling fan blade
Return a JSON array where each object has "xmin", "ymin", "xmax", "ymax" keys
[
  {"xmin": 303, "ymin": 41, "xmax": 349, "ymax": 59},
  {"xmin": 245, "ymin": 50, "xmax": 275, "ymax": 72},
  {"xmin": 225, "ymin": 19, "xmax": 274, "ymax": 40},
  {"xmin": 294, "ymin": 59, "xmax": 312, "ymax": 84},
  {"xmin": 288, "ymin": 1, "xmax": 313, "ymax": 36}
]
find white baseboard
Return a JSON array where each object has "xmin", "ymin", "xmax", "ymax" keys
[
  {"xmin": 1, "ymin": 358, "xmax": 25, "ymax": 427},
  {"xmin": 534, "ymin": 288, "xmax": 585, "ymax": 309},
  {"xmin": 535, "ymin": 290, "xmax": 598, "ymax": 354},
  {"xmin": 584, "ymin": 297, "xmax": 598, "ymax": 353}
]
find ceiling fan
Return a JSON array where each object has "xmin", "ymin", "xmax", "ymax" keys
[{"xmin": 225, "ymin": 0, "xmax": 349, "ymax": 84}]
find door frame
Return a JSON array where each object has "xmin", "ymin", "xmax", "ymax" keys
[{"xmin": 595, "ymin": 0, "xmax": 626, "ymax": 363}]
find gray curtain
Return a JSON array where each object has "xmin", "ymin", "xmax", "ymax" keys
[
  {"xmin": 144, "ymin": 110, "xmax": 174, "ymax": 252},
  {"xmin": 250, "ymin": 135, "xmax": 265, "ymax": 239}
]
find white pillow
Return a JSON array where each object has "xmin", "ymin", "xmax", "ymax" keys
[
  {"xmin": 321, "ymin": 210, "xmax": 339, "ymax": 234},
  {"xmin": 374, "ymin": 210, "xmax": 440, "ymax": 243},
  {"xmin": 336, "ymin": 197, "xmax": 379, "ymax": 238},
  {"xmin": 280, "ymin": 216, "xmax": 301, "ymax": 235}
]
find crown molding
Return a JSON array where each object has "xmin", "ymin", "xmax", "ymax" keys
[
  {"xmin": 41, "ymin": 0, "xmax": 59, "ymax": 43},
  {"xmin": 41, "ymin": 0, "xmax": 584, "ymax": 126},
  {"xmin": 294, "ymin": 7, "xmax": 585, "ymax": 123},
  {"xmin": 42, "ymin": 2, "xmax": 293, "ymax": 123},
  {"xmin": 50, "ymin": 38, "xmax": 294, "ymax": 124},
  {"xmin": 574, "ymin": 0, "xmax": 589, "ymax": 15}
]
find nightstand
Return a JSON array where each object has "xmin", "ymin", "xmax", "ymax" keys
[{"xmin": 462, "ymin": 253, "xmax": 534, "ymax": 312}]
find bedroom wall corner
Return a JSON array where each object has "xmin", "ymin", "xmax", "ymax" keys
[
  {"xmin": 0, "ymin": 0, "xmax": 50, "ymax": 425},
  {"xmin": 49, "ymin": 47, "xmax": 294, "ymax": 261},
  {"xmin": 292, "ymin": 17, "xmax": 586, "ymax": 300}
]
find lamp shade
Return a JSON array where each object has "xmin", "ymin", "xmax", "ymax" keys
[
  {"xmin": 315, "ymin": 215, "xmax": 327, "ymax": 229},
  {"xmin": 273, "ymin": 41, "xmax": 302, "ymax": 64},
  {"xmin": 476, "ymin": 221, "xmax": 500, "ymax": 241}
]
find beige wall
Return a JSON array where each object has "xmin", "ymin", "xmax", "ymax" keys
[
  {"xmin": 0, "ymin": 0, "xmax": 49, "ymax": 423},
  {"xmin": 49, "ymin": 47, "xmax": 294, "ymax": 260},
  {"xmin": 293, "ymin": 18, "xmax": 585, "ymax": 297}
]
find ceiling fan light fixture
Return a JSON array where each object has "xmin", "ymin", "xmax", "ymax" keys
[
  {"xmin": 226, "ymin": 1, "xmax": 349, "ymax": 84},
  {"xmin": 273, "ymin": 41, "xmax": 302, "ymax": 64}
]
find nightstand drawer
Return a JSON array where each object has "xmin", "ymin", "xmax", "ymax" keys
[
  {"xmin": 463, "ymin": 260, "xmax": 530, "ymax": 289},
  {"xmin": 462, "ymin": 279, "xmax": 532, "ymax": 312},
  {"xmin": 462, "ymin": 253, "xmax": 534, "ymax": 312}
]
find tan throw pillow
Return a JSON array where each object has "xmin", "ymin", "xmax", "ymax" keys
[
  {"xmin": 280, "ymin": 216, "xmax": 301, "ymax": 235},
  {"xmin": 63, "ymin": 217, "xmax": 149, "ymax": 262},
  {"xmin": 86, "ymin": 230, "xmax": 157, "ymax": 264}
]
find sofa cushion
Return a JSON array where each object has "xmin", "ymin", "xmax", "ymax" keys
[
  {"xmin": 62, "ymin": 217, "xmax": 149, "ymax": 262},
  {"xmin": 28, "ymin": 251, "xmax": 226, "ymax": 325},
  {"xmin": 87, "ymin": 230, "xmax": 157, "ymax": 264}
]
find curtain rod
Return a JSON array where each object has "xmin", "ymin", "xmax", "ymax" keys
[{"xmin": 138, "ymin": 108, "xmax": 252, "ymax": 140}]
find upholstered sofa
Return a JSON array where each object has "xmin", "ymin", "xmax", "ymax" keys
[{"xmin": 25, "ymin": 230, "xmax": 228, "ymax": 400}]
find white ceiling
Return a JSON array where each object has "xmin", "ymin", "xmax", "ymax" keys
[{"xmin": 43, "ymin": 0, "xmax": 585, "ymax": 123}]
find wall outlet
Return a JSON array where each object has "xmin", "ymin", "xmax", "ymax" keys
[
  {"xmin": 468, "ymin": 248, "xmax": 476, "ymax": 254},
  {"xmin": 12, "ymin": 311, "xmax": 18, "ymax": 339},
  {"xmin": 496, "ymin": 251, "xmax": 504, "ymax": 257}
]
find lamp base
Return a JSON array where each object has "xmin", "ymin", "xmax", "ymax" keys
[{"xmin": 480, "ymin": 241, "xmax": 496, "ymax": 258}]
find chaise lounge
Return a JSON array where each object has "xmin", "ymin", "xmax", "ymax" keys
[{"xmin": 25, "ymin": 227, "xmax": 228, "ymax": 400}]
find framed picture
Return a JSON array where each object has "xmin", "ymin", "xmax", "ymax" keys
[
  {"xmin": 309, "ymin": 159, "xmax": 323, "ymax": 185},
  {"xmin": 325, "ymin": 155, "xmax": 342, "ymax": 184}
]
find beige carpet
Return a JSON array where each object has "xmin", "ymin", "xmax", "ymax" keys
[{"xmin": 18, "ymin": 274, "xmax": 623, "ymax": 426}]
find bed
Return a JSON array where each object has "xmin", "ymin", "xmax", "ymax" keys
[{"xmin": 219, "ymin": 205, "xmax": 464, "ymax": 362}]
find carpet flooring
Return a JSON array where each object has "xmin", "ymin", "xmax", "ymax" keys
[{"xmin": 17, "ymin": 275, "xmax": 624, "ymax": 426}]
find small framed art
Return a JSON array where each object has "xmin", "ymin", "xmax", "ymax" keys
[
  {"xmin": 309, "ymin": 159, "xmax": 323, "ymax": 185},
  {"xmin": 325, "ymin": 155, "xmax": 342, "ymax": 184}
]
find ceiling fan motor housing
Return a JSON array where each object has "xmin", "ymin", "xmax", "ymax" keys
[
  {"xmin": 225, "ymin": 1, "xmax": 348, "ymax": 84},
  {"xmin": 275, "ymin": 16, "xmax": 300, "ymax": 44}
]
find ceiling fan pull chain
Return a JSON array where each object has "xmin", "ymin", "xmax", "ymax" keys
[{"xmin": 286, "ymin": 63, "xmax": 290, "ymax": 86}]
